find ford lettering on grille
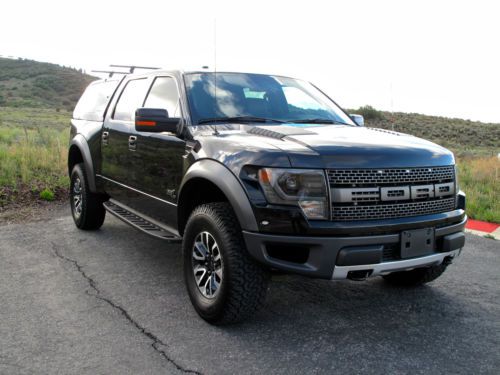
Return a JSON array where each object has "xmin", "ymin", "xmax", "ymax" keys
[
  {"xmin": 328, "ymin": 166, "xmax": 457, "ymax": 221},
  {"xmin": 332, "ymin": 182, "xmax": 455, "ymax": 203}
]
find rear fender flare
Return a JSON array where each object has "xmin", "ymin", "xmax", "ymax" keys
[{"xmin": 69, "ymin": 134, "xmax": 96, "ymax": 192}]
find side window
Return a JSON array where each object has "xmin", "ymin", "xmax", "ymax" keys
[
  {"xmin": 113, "ymin": 78, "xmax": 149, "ymax": 121},
  {"xmin": 73, "ymin": 79, "xmax": 120, "ymax": 121},
  {"xmin": 144, "ymin": 77, "xmax": 180, "ymax": 117}
]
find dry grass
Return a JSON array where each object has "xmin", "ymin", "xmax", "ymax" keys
[
  {"xmin": 457, "ymin": 156, "xmax": 500, "ymax": 223},
  {"xmin": 0, "ymin": 107, "xmax": 69, "ymax": 206},
  {"xmin": 1, "ymin": 106, "xmax": 499, "ymax": 223}
]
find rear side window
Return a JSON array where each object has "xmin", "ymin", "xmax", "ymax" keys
[
  {"xmin": 113, "ymin": 78, "xmax": 149, "ymax": 121},
  {"xmin": 144, "ymin": 77, "xmax": 180, "ymax": 117},
  {"xmin": 73, "ymin": 79, "xmax": 120, "ymax": 121}
]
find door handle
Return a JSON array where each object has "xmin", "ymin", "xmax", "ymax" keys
[
  {"xmin": 128, "ymin": 135, "xmax": 137, "ymax": 151},
  {"xmin": 102, "ymin": 131, "xmax": 109, "ymax": 145}
]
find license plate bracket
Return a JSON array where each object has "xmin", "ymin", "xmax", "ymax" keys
[{"xmin": 400, "ymin": 228, "xmax": 435, "ymax": 259}]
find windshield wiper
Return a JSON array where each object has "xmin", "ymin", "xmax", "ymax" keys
[
  {"xmin": 286, "ymin": 118, "xmax": 352, "ymax": 126},
  {"xmin": 198, "ymin": 116, "xmax": 285, "ymax": 125}
]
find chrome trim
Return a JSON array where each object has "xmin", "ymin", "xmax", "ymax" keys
[
  {"xmin": 411, "ymin": 184, "xmax": 434, "ymax": 199},
  {"xmin": 332, "ymin": 187, "xmax": 380, "ymax": 203},
  {"xmin": 380, "ymin": 186, "xmax": 410, "ymax": 201},
  {"xmin": 331, "ymin": 249, "xmax": 461, "ymax": 280},
  {"xmin": 435, "ymin": 182, "xmax": 455, "ymax": 197},
  {"xmin": 96, "ymin": 174, "xmax": 177, "ymax": 206}
]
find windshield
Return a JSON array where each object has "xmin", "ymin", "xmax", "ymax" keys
[{"xmin": 184, "ymin": 72, "xmax": 355, "ymax": 126}]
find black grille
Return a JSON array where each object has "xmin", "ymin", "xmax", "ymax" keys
[
  {"xmin": 383, "ymin": 244, "xmax": 399, "ymax": 261},
  {"xmin": 328, "ymin": 166, "xmax": 455, "ymax": 186},
  {"xmin": 332, "ymin": 197, "xmax": 456, "ymax": 221}
]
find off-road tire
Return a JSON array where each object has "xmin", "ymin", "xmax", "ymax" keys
[
  {"xmin": 183, "ymin": 202, "xmax": 269, "ymax": 325},
  {"xmin": 70, "ymin": 163, "xmax": 106, "ymax": 230},
  {"xmin": 382, "ymin": 262, "xmax": 449, "ymax": 287}
]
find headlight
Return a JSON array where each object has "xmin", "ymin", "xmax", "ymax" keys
[{"xmin": 258, "ymin": 168, "xmax": 329, "ymax": 220}]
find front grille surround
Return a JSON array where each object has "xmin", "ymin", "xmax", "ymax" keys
[{"xmin": 327, "ymin": 166, "xmax": 457, "ymax": 221}]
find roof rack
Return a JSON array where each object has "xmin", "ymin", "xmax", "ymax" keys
[
  {"xmin": 91, "ymin": 70, "xmax": 129, "ymax": 78},
  {"xmin": 109, "ymin": 64, "xmax": 160, "ymax": 73}
]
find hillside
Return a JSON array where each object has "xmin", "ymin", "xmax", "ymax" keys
[
  {"xmin": 0, "ymin": 59, "xmax": 498, "ymax": 222},
  {"xmin": 0, "ymin": 57, "xmax": 96, "ymax": 111},
  {"xmin": 351, "ymin": 106, "xmax": 500, "ymax": 157}
]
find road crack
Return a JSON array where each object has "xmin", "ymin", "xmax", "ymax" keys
[{"xmin": 52, "ymin": 242, "xmax": 201, "ymax": 375}]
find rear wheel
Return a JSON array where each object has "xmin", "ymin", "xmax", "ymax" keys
[
  {"xmin": 382, "ymin": 262, "xmax": 449, "ymax": 287},
  {"xmin": 70, "ymin": 163, "xmax": 106, "ymax": 230},
  {"xmin": 183, "ymin": 202, "xmax": 269, "ymax": 325}
]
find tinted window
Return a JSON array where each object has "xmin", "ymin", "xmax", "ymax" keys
[
  {"xmin": 144, "ymin": 77, "xmax": 180, "ymax": 117},
  {"xmin": 73, "ymin": 79, "xmax": 120, "ymax": 121},
  {"xmin": 113, "ymin": 78, "xmax": 149, "ymax": 121},
  {"xmin": 184, "ymin": 73, "xmax": 354, "ymax": 126}
]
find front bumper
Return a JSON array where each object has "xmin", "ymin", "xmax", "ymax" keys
[{"xmin": 243, "ymin": 216, "xmax": 467, "ymax": 280}]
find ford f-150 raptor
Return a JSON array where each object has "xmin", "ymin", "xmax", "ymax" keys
[{"xmin": 68, "ymin": 68, "xmax": 466, "ymax": 324}]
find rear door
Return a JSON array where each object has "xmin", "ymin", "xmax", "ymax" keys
[
  {"xmin": 72, "ymin": 78, "xmax": 122, "ymax": 179},
  {"xmin": 127, "ymin": 75, "xmax": 186, "ymax": 228},
  {"xmin": 101, "ymin": 76, "xmax": 151, "ymax": 203}
]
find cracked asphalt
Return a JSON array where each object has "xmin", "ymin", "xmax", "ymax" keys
[{"xmin": 1, "ymin": 206, "xmax": 499, "ymax": 374}]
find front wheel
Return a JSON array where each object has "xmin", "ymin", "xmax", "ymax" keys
[
  {"xmin": 183, "ymin": 202, "xmax": 269, "ymax": 325},
  {"xmin": 70, "ymin": 163, "xmax": 106, "ymax": 230}
]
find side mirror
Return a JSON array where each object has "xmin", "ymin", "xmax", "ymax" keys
[
  {"xmin": 135, "ymin": 108, "xmax": 180, "ymax": 133},
  {"xmin": 350, "ymin": 114, "xmax": 365, "ymax": 126}
]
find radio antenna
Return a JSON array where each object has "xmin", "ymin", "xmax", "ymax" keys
[{"xmin": 212, "ymin": 18, "xmax": 219, "ymax": 135}]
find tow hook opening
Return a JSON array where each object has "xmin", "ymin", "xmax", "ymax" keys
[{"xmin": 347, "ymin": 270, "xmax": 373, "ymax": 281}]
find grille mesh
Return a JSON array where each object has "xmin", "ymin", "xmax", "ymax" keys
[
  {"xmin": 328, "ymin": 166, "xmax": 455, "ymax": 185},
  {"xmin": 332, "ymin": 197, "xmax": 456, "ymax": 221}
]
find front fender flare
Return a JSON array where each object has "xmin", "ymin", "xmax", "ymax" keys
[
  {"xmin": 179, "ymin": 160, "xmax": 258, "ymax": 232},
  {"xmin": 69, "ymin": 134, "xmax": 96, "ymax": 192}
]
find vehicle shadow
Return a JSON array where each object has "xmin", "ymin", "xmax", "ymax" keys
[{"xmin": 92, "ymin": 218, "xmax": 493, "ymax": 373}]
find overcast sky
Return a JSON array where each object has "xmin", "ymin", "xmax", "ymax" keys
[{"xmin": 1, "ymin": 0, "xmax": 499, "ymax": 122}]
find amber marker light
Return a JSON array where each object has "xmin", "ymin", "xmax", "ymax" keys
[
  {"xmin": 136, "ymin": 121, "xmax": 156, "ymax": 126},
  {"xmin": 258, "ymin": 168, "xmax": 271, "ymax": 184}
]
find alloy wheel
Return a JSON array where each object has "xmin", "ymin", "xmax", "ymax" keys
[
  {"xmin": 191, "ymin": 231, "xmax": 223, "ymax": 298},
  {"xmin": 72, "ymin": 177, "xmax": 83, "ymax": 219}
]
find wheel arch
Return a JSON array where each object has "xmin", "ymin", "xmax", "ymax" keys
[
  {"xmin": 177, "ymin": 160, "xmax": 258, "ymax": 236},
  {"xmin": 68, "ymin": 134, "xmax": 96, "ymax": 192}
]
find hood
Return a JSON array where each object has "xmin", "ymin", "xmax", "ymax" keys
[{"xmin": 192, "ymin": 124, "xmax": 455, "ymax": 170}]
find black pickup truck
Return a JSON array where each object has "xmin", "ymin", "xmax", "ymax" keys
[{"xmin": 68, "ymin": 69, "xmax": 466, "ymax": 324}]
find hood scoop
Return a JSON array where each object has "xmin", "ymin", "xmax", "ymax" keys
[
  {"xmin": 368, "ymin": 127, "xmax": 406, "ymax": 137},
  {"xmin": 248, "ymin": 125, "xmax": 317, "ymax": 139}
]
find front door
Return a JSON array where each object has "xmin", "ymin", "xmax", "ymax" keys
[{"xmin": 128, "ymin": 75, "xmax": 186, "ymax": 229}]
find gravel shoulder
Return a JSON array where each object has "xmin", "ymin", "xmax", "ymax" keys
[{"xmin": 0, "ymin": 206, "xmax": 499, "ymax": 374}]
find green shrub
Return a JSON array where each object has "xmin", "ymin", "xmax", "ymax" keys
[
  {"xmin": 39, "ymin": 188, "xmax": 55, "ymax": 201},
  {"xmin": 355, "ymin": 105, "xmax": 385, "ymax": 120}
]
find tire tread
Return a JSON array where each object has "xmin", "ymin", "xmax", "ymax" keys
[
  {"xmin": 184, "ymin": 202, "xmax": 269, "ymax": 324},
  {"xmin": 71, "ymin": 163, "xmax": 106, "ymax": 230}
]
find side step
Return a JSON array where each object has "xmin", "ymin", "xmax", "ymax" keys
[{"xmin": 104, "ymin": 200, "xmax": 182, "ymax": 242}]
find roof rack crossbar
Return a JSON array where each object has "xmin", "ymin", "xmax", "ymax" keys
[
  {"xmin": 109, "ymin": 64, "xmax": 160, "ymax": 73},
  {"xmin": 91, "ymin": 70, "xmax": 129, "ymax": 78}
]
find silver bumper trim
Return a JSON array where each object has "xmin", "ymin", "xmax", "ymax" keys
[{"xmin": 332, "ymin": 249, "xmax": 461, "ymax": 280}]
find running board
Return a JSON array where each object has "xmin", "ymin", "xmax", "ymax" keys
[{"xmin": 104, "ymin": 201, "xmax": 182, "ymax": 242}]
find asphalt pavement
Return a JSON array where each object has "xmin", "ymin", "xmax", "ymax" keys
[{"xmin": 1, "ymin": 206, "xmax": 499, "ymax": 374}]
